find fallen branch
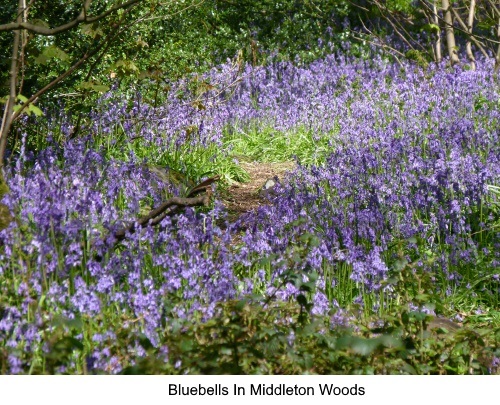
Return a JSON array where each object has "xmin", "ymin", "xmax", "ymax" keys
[
  {"xmin": 111, "ymin": 175, "xmax": 219, "ymax": 242},
  {"xmin": 113, "ymin": 194, "xmax": 209, "ymax": 241}
]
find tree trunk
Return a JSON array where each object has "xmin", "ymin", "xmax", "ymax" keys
[
  {"xmin": 441, "ymin": 0, "xmax": 459, "ymax": 65},
  {"xmin": 0, "ymin": 0, "xmax": 24, "ymax": 167},
  {"xmin": 466, "ymin": 0, "xmax": 476, "ymax": 70},
  {"xmin": 433, "ymin": 0, "xmax": 442, "ymax": 63},
  {"xmin": 496, "ymin": 18, "xmax": 500, "ymax": 74}
]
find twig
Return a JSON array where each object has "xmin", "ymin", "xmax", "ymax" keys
[{"xmin": 351, "ymin": 24, "xmax": 406, "ymax": 68}]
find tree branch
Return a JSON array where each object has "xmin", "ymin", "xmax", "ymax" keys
[
  {"xmin": 354, "ymin": 19, "xmax": 406, "ymax": 67},
  {"xmin": 10, "ymin": 34, "xmax": 107, "ymax": 123},
  {"xmin": 0, "ymin": 0, "xmax": 141, "ymax": 35},
  {"xmin": 9, "ymin": 1, "xmax": 140, "ymax": 125},
  {"xmin": 485, "ymin": 0, "xmax": 500, "ymax": 18}
]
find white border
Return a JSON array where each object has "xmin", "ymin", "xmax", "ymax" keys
[{"xmin": 1, "ymin": 375, "xmax": 498, "ymax": 405}]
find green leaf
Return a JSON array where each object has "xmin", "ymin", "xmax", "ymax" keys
[
  {"xmin": 92, "ymin": 85, "xmax": 110, "ymax": 93},
  {"xmin": 220, "ymin": 347, "xmax": 232, "ymax": 355},
  {"xmin": 78, "ymin": 81, "xmax": 110, "ymax": 93},
  {"xmin": 35, "ymin": 54, "xmax": 49, "ymax": 65},
  {"xmin": 34, "ymin": 45, "xmax": 69, "ymax": 65},
  {"xmin": 138, "ymin": 334, "xmax": 154, "ymax": 350},
  {"xmin": 28, "ymin": 18, "xmax": 50, "ymax": 28},
  {"xmin": 409, "ymin": 311, "xmax": 428, "ymax": 321},
  {"xmin": 111, "ymin": 59, "xmax": 140, "ymax": 77},
  {"xmin": 180, "ymin": 340, "xmax": 194, "ymax": 352},
  {"xmin": 299, "ymin": 283, "xmax": 313, "ymax": 292},
  {"xmin": 421, "ymin": 23, "xmax": 440, "ymax": 34},
  {"xmin": 415, "ymin": 294, "xmax": 430, "ymax": 302},
  {"xmin": 296, "ymin": 294, "xmax": 308, "ymax": 307},
  {"xmin": 302, "ymin": 352, "xmax": 313, "ymax": 369},
  {"xmin": 28, "ymin": 104, "xmax": 43, "ymax": 117},
  {"xmin": 50, "ymin": 336, "xmax": 84, "ymax": 353},
  {"xmin": 394, "ymin": 258, "xmax": 408, "ymax": 271},
  {"xmin": 338, "ymin": 336, "xmax": 378, "ymax": 356},
  {"xmin": 376, "ymin": 335, "xmax": 403, "ymax": 349},
  {"xmin": 43, "ymin": 45, "xmax": 69, "ymax": 61},
  {"xmin": 81, "ymin": 23, "xmax": 104, "ymax": 38},
  {"xmin": 51, "ymin": 315, "xmax": 83, "ymax": 331},
  {"xmin": 11, "ymin": 95, "xmax": 44, "ymax": 117}
]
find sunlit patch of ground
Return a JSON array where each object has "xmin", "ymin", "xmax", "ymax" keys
[{"xmin": 222, "ymin": 160, "xmax": 295, "ymax": 222}]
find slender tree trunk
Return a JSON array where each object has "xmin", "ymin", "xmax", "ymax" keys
[
  {"xmin": 0, "ymin": 0, "xmax": 24, "ymax": 167},
  {"xmin": 496, "ymin": 17, "xmax": 500, "ymax": 73},
  {"xmin": 466, "ymin": 0, "xmax": 476, "ymax": 70},
  {"xmin": 433, "ymin": 0, "xmax": 442, "ymax": 63},
  {"xmin": 18, "ymin": 0, "xmax": 28, "ymax": 96},
  {"xmin": 442, "ymin": 0, "xmax": 460, "ymax": 65}
]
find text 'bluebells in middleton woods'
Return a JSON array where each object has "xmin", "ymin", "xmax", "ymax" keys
[{"xmin": 167, "ymin": 383, "xmax": 365, "ymax": 397}]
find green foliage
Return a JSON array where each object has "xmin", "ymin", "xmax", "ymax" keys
[
  {"xmin": 2, "ymin": 0, "xmax": 359, "ymax": 129},
  {"xmin": 1, "ymin": 95, "xmax": 44, "ymax": 117},
  {"xmin": 225, "ymin": 124, "xmax": 334, "ymax": 165},
  {"xmin": 115, "ymin": 298, "xmax": 499, "ymax": 375},
  {"xmin": 386, "ymin": 0, "xmax": 415, "ymax": 14},
  {"xmin": 89, "ymin": 116, "xmax": 249, "ymax": 187},
  {"xmin": 2, "ymin": 290, "xmax": 498, "ymax": 374},
  {"xmin": 405, "ymin": 50, "xmax": 430, "ymax": 69},
  {"xmin": 34, "ymin": 45, "xmax": 70, "ymax": 66},
  {"xmin": 0, "ymin": 173, "xmax": 12, "ymax": 231}
]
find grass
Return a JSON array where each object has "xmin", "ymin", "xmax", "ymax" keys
[{"xmin": 224, "ymin": 123, "xmax": 335, "ymax": 165}]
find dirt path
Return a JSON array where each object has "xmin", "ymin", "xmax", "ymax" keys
[{"xmin": 222, "ymin": 160, "xmax": 294, "ymax": 221}]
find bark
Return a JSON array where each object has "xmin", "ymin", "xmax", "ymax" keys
[
  {"xmin": 466, "ymin": 0, "xmax": 476, "ymax": 70},
  {"xmin": 492, "ymin": 0, "xmax": 500, "ymax": 73},
  {"xmin": 18, "ymin": 0, "xmax": 28, "ymax": 96},
  {"xmin": 496, "ymin": 18, "xmax": 500, "ymax": 74},
  {"xmin": 441, "ymin": 0, "xmax": 460, "ymax": 65},
  {"xmin": 0, "ymin": 0, "xmax": 23, "ymax": 168},
  {"xmin": 433, "ymin": 0, "xmax": 442, "ymax": 63}
]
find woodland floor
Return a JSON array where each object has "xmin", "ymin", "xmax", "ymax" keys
[{"xmin": 221, "ymin": 160, "xmax": 295, "ymax": 222}]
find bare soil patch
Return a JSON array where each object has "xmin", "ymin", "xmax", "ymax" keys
[{"xmin": 222, "ymin": 160, "xmax": 295, "ymax": 222}]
